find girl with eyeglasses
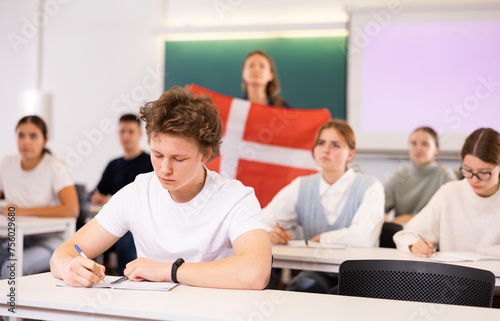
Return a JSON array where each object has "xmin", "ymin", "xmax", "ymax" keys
[{"xmin": 394, "ymin": 128, "xmax": 500, "ymax": 258}]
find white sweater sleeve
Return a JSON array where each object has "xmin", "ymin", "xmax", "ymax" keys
[
  {"xmin": 393, "ymin": 187, "xmax": 444, "ymax": 253},
  {"xmin": 320, "ymin": 181, "xmax": 385, "ymax": 248},
  {"xmin": 476, "ymin": 245, "xmax": 500, "ymax": 257}
]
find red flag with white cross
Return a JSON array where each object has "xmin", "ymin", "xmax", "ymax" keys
[{"xmin": 190, "ymin": 84, "xmax": 331, "ymax": 207}]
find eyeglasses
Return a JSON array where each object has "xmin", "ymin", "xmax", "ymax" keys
[{"xmin": 460, "ymin": 166, "xmax": 498, "ymax": 181}]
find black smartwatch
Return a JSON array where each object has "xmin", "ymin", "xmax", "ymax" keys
[{"xmin": 171, "ymin": 258, "xmax": 185, "ymax": 283}]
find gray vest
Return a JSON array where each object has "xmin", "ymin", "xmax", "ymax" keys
[{"xmin": 296, "ymin": 173, "xmax": 376, "ymax": 240}]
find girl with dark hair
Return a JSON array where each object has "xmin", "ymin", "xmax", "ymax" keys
[
  {"xmin": 241, "ymin": 50, "xmax": 291, "ymax": 108},
  {"xmin": 394, "ymin": 127, "xmax": 500, "ymax": 258},
  {"xmin": 0, "ymin": 115, "xmax": 78, "ymax": 278},
  {"xmin": 385, "ymin": 126, "xmax": 457, "ymax": 224}
]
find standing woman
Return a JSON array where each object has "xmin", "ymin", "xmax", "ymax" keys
[
  {"xmin": 241, "ymin": 50, "xmax": 292, "ymax": 108},
  {"xmin": 263, "ymin": 119, "xmax": 384, "ymax": 293},
  {"xmin": 0, "ymin": 115, "xmax": 78, "ymax": 278},
  {"xmin": 384, "ymin": 127, "xmax": 456, "ymax": 224},
  {"xmin": 394, "ymin": 127, "xmax": 500, "ymax": 258}
]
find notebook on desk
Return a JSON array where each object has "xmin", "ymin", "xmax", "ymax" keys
[
  {"xmin": 57, "ymin": 276, "xmax": 178, "ymax": 291},
  {"xmin": 286, "ymin": 240, "xmax": 346, "ymax": 249},
  {"xmin": 427, "ymin": 252, "xmax": 500, "ymax": 262}
]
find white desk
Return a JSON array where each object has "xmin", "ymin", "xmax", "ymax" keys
[
  {"xmin": 272, "ymin": 246, "xmax": 500, "ymax": 286},
  {"xmin": 0, "ymin": 216, "xmax": 76, "ymax": 276},
  {"xmin": 1, "ymin": 273, "xmax": 500, "ymax": 321}
]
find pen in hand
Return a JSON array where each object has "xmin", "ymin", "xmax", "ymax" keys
[
  {"xmin": 417, "ymin": 234, "xmax": 437, "ymax": 257},
  {"xmin": 276, "ymin": 222, "xmax": 308, "ymax": 246},
  {"xmin": 74, "ymin": 244, "xmax": 105, "ymax": 282},
  {"xmin": 276, "ymin": 222, "xmax": 293, "ymax": 244}
]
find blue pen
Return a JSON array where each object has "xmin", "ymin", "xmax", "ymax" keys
[{"xmin": 74, "ymin": 244, "xmax": 105, "ymax": 282}]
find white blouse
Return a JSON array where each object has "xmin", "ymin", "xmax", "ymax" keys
[{"xmin": 262, "ymin": 169, "xmax": 385, "ymax": 247}]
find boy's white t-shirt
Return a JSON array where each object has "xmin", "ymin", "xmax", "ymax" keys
[
  {"xmin": 95, "ymin": 169, "xmax": 265, "ymax": 263},
  {"xmin": 0, "ymin": 154, "xmax": 74, "ymax": 207}
]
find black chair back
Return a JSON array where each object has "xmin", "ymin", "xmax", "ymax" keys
[
  {"xmin": 75, "ymin": 184, "xmax": 89, "ymax": 230},
  {"xmin": 338, "ymin": 259, "xmax": 495, "ymax": 307},
  {"xmin": 379, "ymin": 222, "xmax": 403, "ymax": 248}
]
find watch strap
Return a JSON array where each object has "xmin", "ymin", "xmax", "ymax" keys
[{"xmin": 171, "ymin": 258, "xmax": 185, "ymax": 283}]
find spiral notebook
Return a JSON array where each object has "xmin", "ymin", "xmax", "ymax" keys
[{"xmin": 57, "ymin": 276, "xmax": 178, "ymax": 291}]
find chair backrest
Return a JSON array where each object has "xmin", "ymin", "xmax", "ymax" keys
[
  {"xmin": 75, "ymin": 184, "xmax": 89, "ymax": 230},
  {"xmin": 379, "ymin": 222, "xmax": 403, "ymax": 248},
  {"xmin": 338, "ymin": 259, "xmax": 495, "ymax": 308}
]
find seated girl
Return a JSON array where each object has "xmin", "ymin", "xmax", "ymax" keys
[
  {"xmin": 384, "ymin": 126, "xmax": 456, "ymax": 224},
  {"xmin": 0, "ymin": 115, "xmax": 78, "ymax": 278},
  {"xmin": 394, "ymin": 127, "xmax": 500, "ymax": 258},
  {"xmin": 262, "ymin": 119, "xmax": 384, "ymax": 293}
]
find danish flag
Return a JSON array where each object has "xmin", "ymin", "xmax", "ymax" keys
[{"xmin": 190, "ymin": 85, "xmax": 331, "ymax": 207}]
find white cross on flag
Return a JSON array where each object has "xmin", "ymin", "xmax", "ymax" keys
[{"xmin": 190, "ymin": 84, "xmax": 331, "ymax": 207}]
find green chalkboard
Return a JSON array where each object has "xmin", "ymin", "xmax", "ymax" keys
[{"xmin": 164, "ymin": 37, "xmax": 347, "ymax": 119}]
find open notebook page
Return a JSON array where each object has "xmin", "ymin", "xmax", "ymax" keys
[
  {"xmin": 57, "ymin": 276, "xmax": 178, "ymax": 291},
  {"xmin": 427, "ymin": 252, "xmax": 500, "ymax": 262},
  {"xmin": 286, "ymin": 240, "xmax": 345, "ymax": 249}
]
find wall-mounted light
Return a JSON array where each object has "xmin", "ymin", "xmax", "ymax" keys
[
  {"xmin": 155, "ymin": 22, "xmax": 348, "ymax": 41},
  {"xmin": 16, "ymin": 0, "xmax": 52, "ymax": 129}
]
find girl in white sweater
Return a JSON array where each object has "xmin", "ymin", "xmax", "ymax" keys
[{"xmin": 394, "ymin": 127, "xmax": 500, "ymax": 258}]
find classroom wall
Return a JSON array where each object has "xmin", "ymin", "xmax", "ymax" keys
[
  {"xmin": 0, "ymin": 0, "xmax": 38, "ymax": 158},
  {"xmin": 163, "ymin": 0, "xmax": 348, "ymax": 27},
  {"xmin": 164, "ymin": 37, "xmax": 348, "ymax": 118},
  {"xmin": 0, "ymin": 0, "xmax": 164, "ymax": 190},
  {"xmin": 0, "ymin": 0, "xmax": 464, "ymax": 193}
]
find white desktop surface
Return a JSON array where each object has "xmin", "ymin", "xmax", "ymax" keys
[
  {"xmin": 272, "ymin": 246, "xmax": 500, "ymax": 286},
  {"xmin": 0, "ymin": 216, "xmax": 76, "ymax": 276},
  {"xmin": 0, "ymin": 216, "xmax": 75, "ymax": 238},
  {"xmin": 1, "ymin": 273, "xmax": 500, "ymax": 321}
]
